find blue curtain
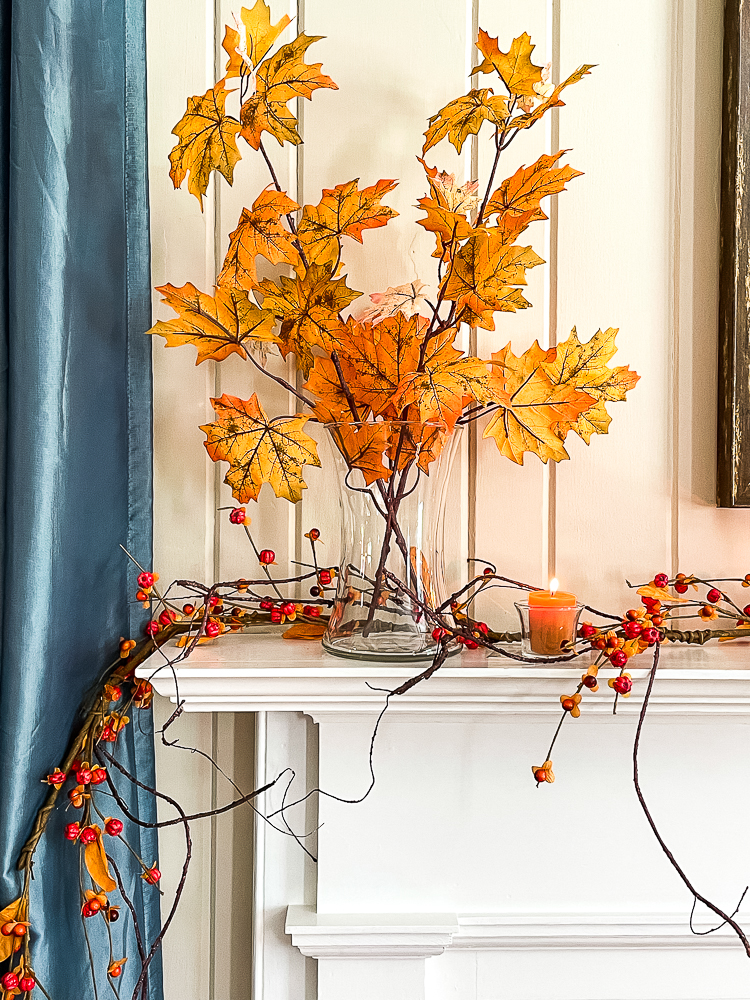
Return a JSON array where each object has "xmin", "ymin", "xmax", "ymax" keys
[{"xmin": 0, "ymin": 1, "xmax": 162, "ymax": 998}]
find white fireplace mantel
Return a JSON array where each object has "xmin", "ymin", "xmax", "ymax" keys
[{"xmin": 137, "ymin": 635, "xmax": 750, "ymax": 1000}]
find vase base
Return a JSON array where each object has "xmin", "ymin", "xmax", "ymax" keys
[{"xmin": 322, "ymin": 636, "xmax": 462, "ymax": 663}]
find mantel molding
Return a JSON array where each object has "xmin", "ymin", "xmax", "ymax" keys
[
  {"xmin": 136, "ymin": 633, "xmax": 750, "ymax": 718},
  {"xmin": 285, "ymin": 906, "xmax": 740, "ymax": 958}
]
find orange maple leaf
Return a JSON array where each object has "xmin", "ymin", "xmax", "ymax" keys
[
  {"xmin": 483, "ymin": 342, "xmax": 595, "ymax": 464},
  {"xmin": 484, "ymin": 151, "xmax": 583, "ymax": 225},
  {"xmin": 328, "ymin": 422, "xmax": 393, "ymax": 485},
  {"xmin": 169, "ymin": 80, "xmax": 241, "ymax": 209},
  {"xmin": 390, "ymin": 328, "xmax": 489, "ymax": 431},
  {"xmin": 84, "ymin": 826, "xmax": 117, "ymax": 893},
  {"xmin": 471, "ymin": 31, "xmax": 544, "ymax": 97},
  {"xmin": 416, "ymin": 197, "xmax": 474, "ymax": 261},
  {"xmin": 148, "ymin": 283, "xmax": 277, "ymax": 363},
  {"xmin": 217, "ymin": 188, "xmax": 301, "ymax": 289},
  {"xmin": 223, "ymin": 2, "xmax": 292, "ymax": 75},
  {"xmin": 240, "ymin": 33, "xmax": 337, "ymax": 149},
  {"xmin": 202, "ymin": 393, "xmax": 321, "ymax": 503},
  {"xmin": 256, "ymin": 264, "xmax": 360, "ymax": 375},
  {"xmin": 508, "ymin": 65, "xmax": 595, "ymax": 130},
  {"xmin": 423, "ymin": 89, "xmax": 508, "ymax": 154},
  {"xmin": 296, "ymin": 178, "xmax": 398, "ymax": 267}
]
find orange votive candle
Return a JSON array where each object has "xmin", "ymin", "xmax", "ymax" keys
[{"xmin": 528, "ymin": 581, "xmax": 578, "ymax": 656}]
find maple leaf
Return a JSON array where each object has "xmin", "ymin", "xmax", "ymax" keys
[
  {"xmin": 508, "ymin": 65, "xmax": 595, "ymax": 130},
  {"xmin": 217, "ymin": 188, "xmax": 301, "ymax": 289},
  {"xmin": 149, "ymin": 282, "xmax": 277, "ymax": 364},
  {"xmin": 390, "ymin": 328, "xmax": 489, "ymax": 431},
  {"xmin": 325, "ymin": 313, "xmax": 426, "ymax": 419},
  {"xmin": 234, "ymin": 2, "xmax": 292, "ymax": 71},
  {"xmin": 240, "ymin": 34, "xmax": 337, "ymax": 149},
  {"xmin": 202, "ymin": 393, "xmax": 321, "ymax": 503},
  {"xmin": 359, "ymin": 281, "xmax": 428, "ymax": 323},
  {"xmin": 416, "ymin": 197, "xmax": 474, "ymax": 260},
  {"xmin": 222, "ymin": 24, "xmax": 245, "ymax": 78},
  {"xmin": 541, "ymin": 327, "xmax": 640, "ymax": 443},
  {"xmin": 471, "ymin": 31, "xmax": 544, "ymax": 98},
  {"xmin": 282, "ymin": 620, "xmax": 328, "ymax": 640},
  {"xmin": 423, "ymin": 89, "xmax": 509, "ymax": 154},
  {"xmin": 417, "ymin": 158, "xmax": 479, "ymax": 214},
  {"xmin": 442, "ymin": 229, "xmax": 543, "ymax": 329},
  {"xmin": 328, "ymin": 422, "xmax": 393, "ymax": 485},
  {"xmin": 296, "ymin": 179, "xmax": 398, "ymax": 267},
  {"xmin": 482, "ymin": 341, "xmax": 595, "ymax": 464},
  {"xmin": 304, "ymin": 357, "xmax": 359, "ymax": 424},
  {"xmin": 256, "ymin": 264, "xmax": 361, "ymax": 375},
  {"xmin": 169, "ymin": 80, "xmax": 242, "ymax": 209},
  {"xmin": 484, "ymin": 151, "xmax": 583, "ymax": 225}
]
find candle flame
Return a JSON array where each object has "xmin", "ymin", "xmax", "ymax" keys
[{"xmin": 549, "ymin": 577, "xmax": 559, "ymax": 596}]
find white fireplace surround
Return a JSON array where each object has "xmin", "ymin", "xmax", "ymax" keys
[{"xmin": 138, "ymin": 635, "xmax": 750, "ymax": 1000}]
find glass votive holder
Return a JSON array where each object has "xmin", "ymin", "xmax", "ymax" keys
[{"xmin": 514, "ymin": 601, "xmax": 585, "ymax": 661}]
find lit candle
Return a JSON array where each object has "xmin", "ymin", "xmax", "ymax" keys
[{"xmin": 528, "ymin": 578, "xmax": 579, "ymax": 657}]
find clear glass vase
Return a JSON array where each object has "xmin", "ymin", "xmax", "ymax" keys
[{"xmin": 322, "ymin": 420, "xmax": 462, "ymax": 661}]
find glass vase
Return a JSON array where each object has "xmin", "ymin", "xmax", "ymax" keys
[{"xmin": 322, "ymin": 420, "xmax": 462, "ymax": 661}]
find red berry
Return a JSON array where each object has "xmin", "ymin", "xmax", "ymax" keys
[
  {"xmin": 87, "ymin": 898, "xmax": 102, "ymax": 913},
  {"xmin": 0, "ymin": 922, "xmax": 14, "ymax": 936},
  {"xmin": 144, "ymin": 866, "xmax": 161, "ymax": 884},
  {"xmin": 744, "ymin": 605, "xmax": 750, "ymax": 617},
  {"xmin": 100, "ymin": 726, "xmax": 115, "ymax": 742},
  {"xmin": 474, "ymin": 621, "xmax": 489, "ymax": 635},
  {"xmin": 319, "ymin": 569, "xmax": 332, "ymax": 586},
  {"xmin": 579, "ymin": 623, "xmax": 597, "ymax": 639},
  {"xmin": 270, "ymin": 608, "xmax": 283, "ymax": 623},
  {"xmin": 707, "ymin": 588, "xmax": 722, "ymax": 604},
  {"xmin": 308, "ymin": 528, "xmax": 320, "ymax": 541},
  {"xmin": 260, "ymin": 598, "xmax": 274, "ymax": 610},
  {"xmin": 105, "ymin": 819, "xmax": 123, "ymax": 837},
  {"xmin": 89, "ymin": 767, "xmax": 107, "ymax": 785},
  {"xmin": 20, "ymin": 976, "xmax": 36, "ymax": 992},
  {"xmin": 205, "ymin": 621, "xmax": 221, "ymax": 638},
  {"xmin": 613, "ymin": 675, "xmax": 633, "ymax": 695},
  {"xmin": 582, "ymin": 674, "xmax": 598, "ymax": 689},
  {"xmin": 81, "ymin": 903, "xmax": 94, "ymax": 918},
  {"xmin": 609, "ymin": 650, "xmax": 628, "ymax": 668},
  {"xmin": 145, "ymin": 621, "xmax": 160, "ymax": 636},
  {"xmin": 654, "ymin": 573, "xmax": 669, "ymax": 588},
  {"xmin": 432, "ymin": 626, "xmax": 446, "ymax": 641},
  {"xmin": 626, "ymin": 609, "xmax": 640, "ymax": 621},
  {"xmin": 110, "ymin": 965, "xmax": 122, "ymax": 978},
  {"xmin": 533, "ymin": 768, "xmax": 547, "ymax": 783},
  {"xmin": 281, "ymin": 601, "xmax": 296, "ymax": 616},
  {"xmin": 463, "ymin": 639, "xmax": 479, "ymax": 650},
  {"xmin": 11, "ymin": 925, "xmax": 24, "ymax": 939},
  {"xmin": 108, "ymin": 685, "xmax": 123, "ymax": 701},
  {"xmin": 642, "ymin": 627, "xmax": 660, "ymax": 645},
  {"xmin": 136, "ymin": 589, "xmax": 149, "ymax": 602},
  {"xmin": 183, "ymin": 603, "xmax": 195, "ymax": 615},
  {"xmin": 108, "ymin": 909, "xmax": 120, "ymax": 923},
  {"xmin": 229, "ymin": 507, "xmax": 246, "ymax": 524},
  {"xmin": 483, "ymin": 567, "xmax": 493, "ymax": 575},
  {"xmin": 310, "ymin": 586, "xmax": 321, "ymax": 597},
  {"xmin": 137, "ymin": 572, "xmax": 154, "ymax": 589},
  {"xmin": 561, "ymin": 697, "xmax": 576, "ymax": 712},
  {"xmin": 623, "ymin": 621, "xmax": 643, "ymax": 639},
  {"xmin": 302, "ymin": 605, "xmax": 319, "ymax": 617},
  {"xmin": 79, "ymin": 826, "xmax": 97, "ymax": 845},
  {"xmin": 259, "ymin": 549, "xmax": 275, "ymax": 565},
  {"xmin": 651, "ymin": 615, "xmax": 664, "ymax": 627},
  {"xmin": 76, "ymin": 769, "xmax": 93, "ymax": 785},
  {"xmin": 47, "ymin": 768, "xmax": 66, "ymax": 786},
  {"xmin": 2, "ymin": 973, "xmax": 19, "ymax": 990},
  {"xmin": 675, "ymin": 582, "xmax": 688, "ymax": 594},
  {"xmin": 159, "ymin": 609, "xmax": 177, "ymax": 627}
]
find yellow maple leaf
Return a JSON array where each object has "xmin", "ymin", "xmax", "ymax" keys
[
  {"xmin": 202, "ymin": 393, "xmax": 321, "ymax": 503},
  {"xmin": 442, "ymin": 229, "xmax": 543, "ymax": 329},
  {"xmin": 256, "ymin": 264, "xmax": 360, "ymax": 375},
  {"xmin": 296, "ymin": 178, "xmax": 398, "ymax": 267},
  {"xmin": 484, "ymin": 151, "xmax": 583, "ymax": 224},
  {"xmin": 415, "ymin": 197, "xmax": 474, "ymax": 261},
  {"xmin": 240, "ymin": 33, "xmax": 337, "ymax": 149},
  {"xmin": 482, "ymin": 341, "xmax": 595, "ymax": 464},
  {"xmin": 169, "ymin": 80, "xmax": 241, "ymax": 209},
  {"xmin": 241, "ymin": 1, "xmax": 292, "ymax": 68},
  {"xmin": 422, "ymin": 89, "xmax": 508, "ymax": 154},
  {"xmin": 217, "ymin": 188, "xmax": 301, "ymax": 289},
  {"xmin": 328, "ymin": 422, "xmax": 393, "ymax": 485},
  {"xmin": 304, "ymin": 357, "xmax": 359, "ymax": 423},
  {"xmin": 391, "ymin": 328, "xmax": 490, "ymax": 431},
  {"xmin": 84, "ymin": 826, "xmax": 117, "ymax": 893},
  {"xmin": 509, "ymin": 65, "xmax": 595, "ymax": 130},
  {"xmin": 149, "ymin": 283, "xmax": 277, "ymax": 364},
  {"xmin": 471, "ymin": 31, "xmax": 544, "ymax": 98},
  {"xmin": 541, "ymin": 327, "xmax": 640, "ymax": 443}
]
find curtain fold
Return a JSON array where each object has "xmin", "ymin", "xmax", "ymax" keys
[{"xmin": 0, "ymin": 1, "xmax": 162, "ymax": 997}]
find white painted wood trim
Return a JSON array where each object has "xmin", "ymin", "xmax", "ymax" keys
[
  {"xmin": 252, "ymin": 711, "xmax": 267, "ymax": 1000},
  {"xmin": 286, "ymin": 906, "xmax": 742, "ymax": 957}
]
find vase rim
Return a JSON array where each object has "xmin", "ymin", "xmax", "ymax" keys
[{"xmin": 324, "ymin": 418, "xmax": 454, "ymax": 430}]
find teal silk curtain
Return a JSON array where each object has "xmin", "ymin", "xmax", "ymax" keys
[{"xmin": 0, "ymin": 1, "xmax": 162, "ymax": 998}]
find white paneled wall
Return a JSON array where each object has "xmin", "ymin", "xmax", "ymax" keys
[{"xmin": 147, "ymin": 0, "xmax": 747, "ymax": 996}]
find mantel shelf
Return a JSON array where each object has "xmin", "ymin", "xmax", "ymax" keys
[{"xmin": 135, "ymin": 632, "xmax": 750, "ymax": 718}]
